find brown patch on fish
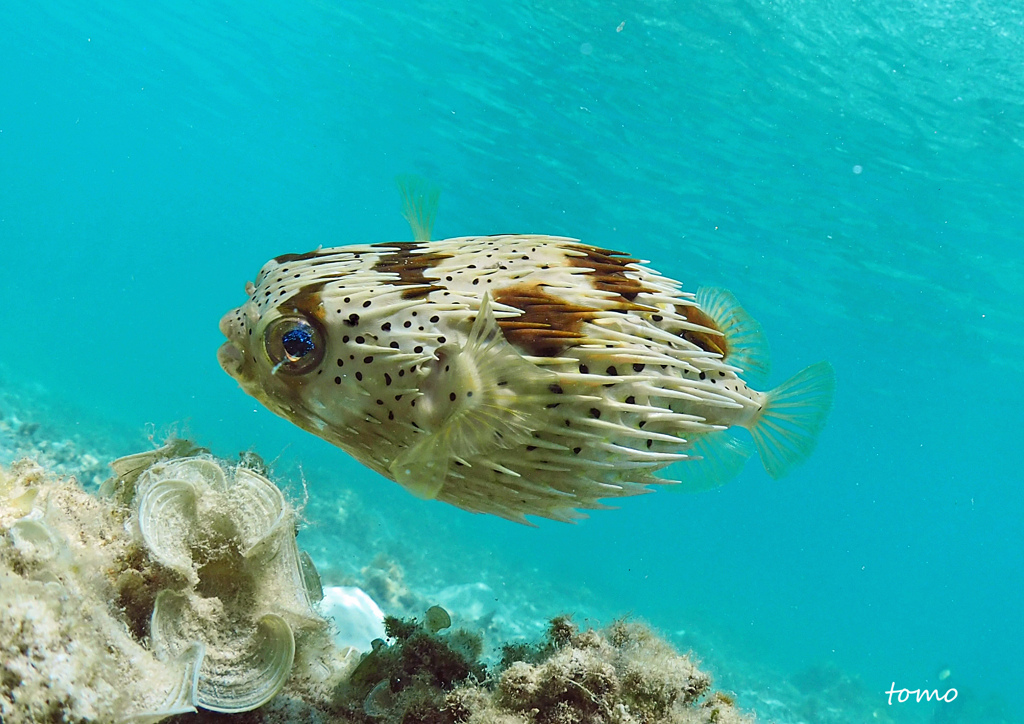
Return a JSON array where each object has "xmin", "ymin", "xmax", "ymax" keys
[
  {"xmin": 371, "ymin": 242, "xmax": 451, "ymax": 299},
  {"xmin": 493, "ymin": 284, "xmax": 598, "ymax": 357},
  {"xmin": 565, "ymin": 244, "xmax": 657, "ymax": 307},
  {"xmin": 676, "ymin": 304, "xmax": 727, "ymax": 356},
  {"xmin": 280, "ymin": 281, "xmax": 328, "ymax": 323},
  {"xmin": 273, "ymin": 249, "xmax": 330, "ymax": 265}
]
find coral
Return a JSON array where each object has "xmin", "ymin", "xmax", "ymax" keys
[
  {"xmin": 1, "ymin": 446, "xmax": 357, "ymax": 723},
  {"xmin": 128, "ymin": 455, "xmax": 324, "ymax": 712},
  {"xmin": 106, "ymin": 447, "xmax": 355, "ymax": 715}
]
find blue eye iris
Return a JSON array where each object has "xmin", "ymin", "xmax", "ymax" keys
[
  {"xmin": 281, "ymin": 327, "xmax": 315, "ymax": 360},
  {"xmin": 265, "ymin": 315, "xmax": 325, "ymax": 375}
]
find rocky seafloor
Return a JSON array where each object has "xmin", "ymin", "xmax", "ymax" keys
[{"xmin": 0, "ymin": 377, "xmax": 1013, "ymax": 724}]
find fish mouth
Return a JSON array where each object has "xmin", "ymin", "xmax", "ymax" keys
[
  {"xmin": 218, "ymin": 309, "xmax": 246, "ymax": 379},
  {"xmin": 218, "ymin": 340, "xmax": 244, "ymax": 379}
]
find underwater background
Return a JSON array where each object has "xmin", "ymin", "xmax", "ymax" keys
[{"xmin": 1, "ymin": 0, "xmax": 1022, "ymax": 722}]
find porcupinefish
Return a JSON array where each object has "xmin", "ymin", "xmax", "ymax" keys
[{"xmin": 218, "ymin": 186, "xmax": 835, "ymax": 523}]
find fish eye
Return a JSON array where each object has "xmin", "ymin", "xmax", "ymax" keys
[{"xmin": 264, "ymin": 315, "xmax": 325, "ymax": 375}]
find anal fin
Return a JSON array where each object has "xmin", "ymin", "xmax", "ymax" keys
[{"xmin": 663, "ymin": 430, "xmax": 754, "ymax": 493}]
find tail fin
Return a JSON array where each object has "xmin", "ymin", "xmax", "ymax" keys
[{"xmin": 749, "ymin": 361, "xmax": 835, "ymax": 478}]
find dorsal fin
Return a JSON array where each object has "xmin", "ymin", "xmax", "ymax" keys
[
  {"xmin": 695, "ymin": 287, "xmax": 770, "ymax": 383},
  {"xmin": 396, "ymin": 174, "xmax": 440, "ymax": 242}
]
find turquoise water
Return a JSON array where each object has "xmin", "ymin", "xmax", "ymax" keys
[{"xmin": 2, "ymin": 0, "xmax": 1022, "ymax": 720}]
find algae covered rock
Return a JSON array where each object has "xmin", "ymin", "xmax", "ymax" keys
[
  {"xmin": 3, "ymin": 445, "xmax": 753, "ymax": 724},
  {"xmin": 0, "ymin": 460, "xmax": 202, "ymax": 724},
  {"xmin": 485, "ymin": 617, "xmax": 743, "ymax": 724},
  {"xmin": 334, "ymin": 611, "xmax": 751, "ymax": 724}
]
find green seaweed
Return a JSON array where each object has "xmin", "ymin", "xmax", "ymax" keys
[{"xmin": 335, "ymin": 607, "xmax": 486, "ymax": 722}]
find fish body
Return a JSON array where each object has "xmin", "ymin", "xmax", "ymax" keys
[{"xmin": 219, "ymin": 235, "xmax": 834, "ymax": 523}]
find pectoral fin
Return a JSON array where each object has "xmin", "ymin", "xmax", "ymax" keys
[
  {"xmin": 388, "ymin": 293, "xmax": 556, "ymax": 499},
  {"xmin": 390, "ymin": 437, "xmax": 450, "ymax": 500}
]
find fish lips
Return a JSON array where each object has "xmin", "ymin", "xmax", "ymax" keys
[
  {"xmin": 218, "ymin": 340, "xmax": 244, "ymax": 378},
  {"xmin": 218, "ymin": 309, "xmax": 246, "ymax": 379}
]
